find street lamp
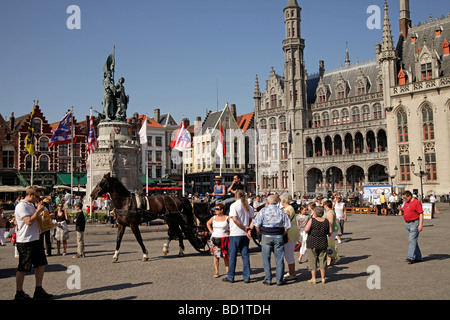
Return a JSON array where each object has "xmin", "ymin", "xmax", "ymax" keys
[
  {"xmin": 390, "ymin": 165, "xmax": 398, "ymax": 193},
  {"xmin": 410, "ymin": 157, "xmax": 430, "ymax": 201}
]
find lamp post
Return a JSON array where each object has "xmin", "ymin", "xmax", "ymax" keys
[
  {"xmin": 410, "ymin": 157, "xmax": 430, "ymax": 201},
  {"xmin": 390, "ymin": 165, "xmax": 398, "ymax": 193}
]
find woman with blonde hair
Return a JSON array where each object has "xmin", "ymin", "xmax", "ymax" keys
[{"xmin": 223, "ymin": 190, "xmax": 254, "ymax": 283}]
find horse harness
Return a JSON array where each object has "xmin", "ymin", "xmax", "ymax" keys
[{"xmin": 114, "ymin": 193, "xmax": 186, "ymax": 224}]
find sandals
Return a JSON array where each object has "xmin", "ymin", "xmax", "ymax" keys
[{"xmin": 214, "ymin": 273, "xmax": 220, "ymax": 278}]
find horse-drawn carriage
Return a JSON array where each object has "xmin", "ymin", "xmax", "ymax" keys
[{"xmin": 91, "ymin": 173, "xmax": 260, "ymax": 262}]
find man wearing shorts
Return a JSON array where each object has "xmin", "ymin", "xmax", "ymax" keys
[{"xmin": 15, "ymin": 186, "xmax": 53, "ymax": 300}]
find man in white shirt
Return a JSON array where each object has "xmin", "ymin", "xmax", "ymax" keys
[
  {"xmin": 223, "ymin": 190, "xmax": 254, "ymax": 283},
  {"xmin": 14, "ymin": 186, "xmax": 53, "ymax": 300},
  {"xmin": 389, "ymin": 193, "xmax": 397, "ymax": 215}
]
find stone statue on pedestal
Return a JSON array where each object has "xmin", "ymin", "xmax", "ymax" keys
[{"xmin": 100, "ymin": 51, "xmax": 129, "ymax": 122}]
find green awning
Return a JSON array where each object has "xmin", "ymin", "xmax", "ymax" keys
[
  {"xmin": 56, "ymin": 173, "xmax": 87, "ymax": 185},
  {"xmin": 141, "ymin": 175, "xmax": 177, "ymax": 186}
]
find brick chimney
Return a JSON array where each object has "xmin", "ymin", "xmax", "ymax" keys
[
  {"xmin": 399, "ymin": 0, "xmax": 411, "ymax": 40},
  {"xmin": 230, "ymin": 104, "xmax": 237, "ymax": 120},
  {"xmin": 10, "ymin": 112, "xmax": 15, "ymax": 131},
  {"xmin": 154, "ymin": 108, "xmax": 160, "ymax": 123}
]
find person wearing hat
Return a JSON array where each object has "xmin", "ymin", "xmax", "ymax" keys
[
  {"xmin": 210, "ymin": 176, "xmax": 226, "ymax": 214},
  {"xmin": 212, "ymin": 176, "xmax": 226, "ymax": 201}
]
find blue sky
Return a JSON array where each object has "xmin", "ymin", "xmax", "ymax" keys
[{"xmin": 0, "ymin": 0, "xmax": 448, "ymax": 125}]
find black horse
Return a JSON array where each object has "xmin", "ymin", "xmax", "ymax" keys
[{"xmin": 91, "ymin": 173, "xmax": 197, "ymax": 262}]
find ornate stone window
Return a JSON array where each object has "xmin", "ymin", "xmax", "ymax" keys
[
  {"xmin": 351, "ymin": 107, "xmax": 360, "ymax": 122},
  {"xmin": 397, "ymin": 108, "xmax": 408, "ymax": 143},
  {"xmin": 322, "ymin": 112, "xmax": 330, "ymax": 126},
  {"xmin": 332, "ymin": 110, "xmax": 340, "ymax": 125},
  {"xmin": 422, "ymin": 105, "xmax": 434, "ymax": 141},
  {"xmin": 362, "ymin": 106, "xmax": 370, "ymax": 121},
  {"xmin": 341, "ymin": 109, "xmax": 349, "ymax": 124}
]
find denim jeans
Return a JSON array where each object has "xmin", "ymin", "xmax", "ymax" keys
[
  {"xmin": 227, "ymin": 236, "xmax": 250, "ymax": 281},
  {"xmin": 261, "ymin": 235, "xmax": 285, "ymax": 284},
  {"xmin": 405, "ymin": 219, "xmax": 422, "ymax": 261}
]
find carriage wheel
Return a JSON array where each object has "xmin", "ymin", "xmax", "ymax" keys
[
  {"xmin": 251, "ymin": 229, "xmax": 261, "ymax": 247},
  {"xmin": 182, "ymin": 222, "xmax": 210, "ymax": 253}
]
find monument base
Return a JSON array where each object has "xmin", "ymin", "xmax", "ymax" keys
[{"xmin": 85, "ymin": 121, "xmax": 142, "ymax": 206}]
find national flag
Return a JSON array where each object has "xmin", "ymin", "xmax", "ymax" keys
[
  {"xmin": 87, "ymin": 114, "xmax": 98, "ymax": 153},
  {"xmin": 49, "ymin": 111, "xmax": 73, "ymax": 148},
  {"xmin": 170, "ymin": 119, "xmax": 192, "ymax": 152},
  {"xmin": 25, "ymin": 103, "xmax": 36, "ymax": 156},
  {"xmin": 139, "ymin": 116, "xmax": 147, "ymax": 145},
  {"xmin": 216, "ymin": 121, "xmax": 226, "ymax": 158}
]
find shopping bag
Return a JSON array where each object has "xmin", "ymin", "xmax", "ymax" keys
[
  {"xmin": 327, "ymin": 238, "xmax": 339, "ymax": 260},
  {"xmin": 38, "ymin": 210, "xmax": 55, "ymax": 233}
]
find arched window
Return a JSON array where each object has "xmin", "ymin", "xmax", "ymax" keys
[
  {"xmin": 362, "ymin": 106, "xmax": 370, "ymax": 121},
  {"xmin": 322, "ymin": 112, "xmax": 330, "ymax": 126},
  {"xmin": 39, "ymin": 155, "xmax": 49, "ymax": 171},
  {"xmin": 269, "ymin": 117, "xmax": 277, "ymax": 132},
  {"xmin": 357, "ymin": 81, "xmax": 366, "ymax": 96},
  {"xmin": 39, "ymin": 137, "xmax": 49, "ymax": 152},
  {"xmin": 397, "ymin": 109, "xmax": 408, "ymax": 143},
  {"xmin": 422, "ymin": 105, "xmax": 434, "ymax": 141},
  {"xmin": 373, "ymin": 104, "xmax": 382, "ymax": 119},
  {"xmin": 260, "ymin": 119, "xmax": 267, "ymax": 130},
  {"xmin": 279, "ymin": 116, "xmax": 286, "ymax": 132},
  {"xmin": 337, "ymin": 85, "xmax": 345, "ymax": 100},
  {"xmin": 341, "ymin": 109, "xmax": 349, "ymax": 124},
  {"xmin": 33, "ymin": 118, "xmax": 42, "ymax": 134},
  {"xmin": 352, "ymin": 107, "xmax": 360, "ymax": 122},
  {"xmin": 313, "ymin": 114, "xmax": 321, "ymax": 127},
  {"xmin": 332, "ymin": 110, "xmax": 340, "ymax": 125},
  {"xmin": 318, "ymin": 88, "xmax": 326, "ymax": 103}
]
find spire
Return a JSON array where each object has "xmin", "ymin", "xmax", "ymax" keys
[
  {"xmin": 285, "ymin": 0, "xmax": 299, "ymax": 9},
  {"xmin": 399, "ymin": 0, "xmax": 411, "ymax": 39},
  {"xmin": 253, "ymin": 75, "xmax": 261, "ymax": 100},
  {"xmin": 345, "ymin": 42, "xmax": 351, "ymax": 67},
  {"xmin": 381, "ymin": 1, "xmax": 395, "ymax": 52}
]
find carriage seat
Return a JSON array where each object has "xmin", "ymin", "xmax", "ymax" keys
[{"xmin": 193, "ymin": 202, "xmax": 211, "ymax": 225}]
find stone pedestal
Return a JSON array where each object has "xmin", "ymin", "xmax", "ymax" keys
[{"xmin": 86, "ymin": 121, "xmax": 141, "ymax": 201}]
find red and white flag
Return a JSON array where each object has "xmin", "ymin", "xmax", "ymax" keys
[
  {"xmin": 169, "ymin": 120, "xmax": 191, "ymax": 152},
  {"xmin": 216, "ymin": 121, "xmax": 226, "ymax": 159},
  {"xmin": 87, "ymin": 114, "xmax": 98, "ymax": 154}
]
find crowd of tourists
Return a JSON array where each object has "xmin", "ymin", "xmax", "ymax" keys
[{"xmin": 0, "ymin": 174, "xmax": 426, "ymax": 299}]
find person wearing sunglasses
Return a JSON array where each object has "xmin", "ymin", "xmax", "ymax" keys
[{"xmin": 206, "ymin": 203, "xmax": 229, "ymax": 278}]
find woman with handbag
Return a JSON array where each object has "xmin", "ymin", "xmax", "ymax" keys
[
  {"xmin": 206, "ymin": 202, "xmax": 230, "ymax": 278},
  {"xmin": 54, "ymin": 204, "xmax": 70, "ymax": 256}
]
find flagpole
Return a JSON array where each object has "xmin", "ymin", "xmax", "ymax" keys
[
  {"xmin": 30, "ymin": 100, "xmax": 35, "ymax": 186},
  {"xmin": 70, "ymin": 107, "xmax": 74, "ymax": 207},
  {"xmin": 89, "ymin": 107, "xmax": 93, "ymax": 220},
  {"xmin": 145, "ymin": 114, "xmax": 148, "ymax": 196},
  {"xmin": 255, "ymin": 128, "xmax": 258, "ymax": 196},
  {"xmin": 182, "ymin": 150, "xmax": 185, "ymax": 197}
]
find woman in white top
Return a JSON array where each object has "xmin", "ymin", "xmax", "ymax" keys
[
  {"xmin": 334, "ymin": 195, "xmax": 347, "ymax": 243},
  {"xmin": 206, "ymin": 203, "xmax": 230, "ymax": 278}
]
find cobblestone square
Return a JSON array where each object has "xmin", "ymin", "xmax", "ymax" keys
[{"xmin": 1, "ymin": 204, "xmax": 449, "ymax": 301}]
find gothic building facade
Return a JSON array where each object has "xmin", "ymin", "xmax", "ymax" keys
[{"xmin": 255, "ymin": 0, "xmax": 450, "ymax": 197}]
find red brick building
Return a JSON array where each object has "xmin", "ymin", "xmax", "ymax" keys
[{"xmin": 0, "ymin": 104, "xmax": 87, "ymax": 190}]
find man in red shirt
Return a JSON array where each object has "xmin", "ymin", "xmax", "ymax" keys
[{"xmin": 398, "ymin": 190, "xmax": 424, "ymax": 264}]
